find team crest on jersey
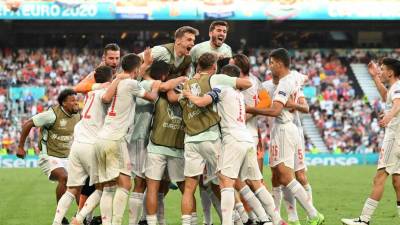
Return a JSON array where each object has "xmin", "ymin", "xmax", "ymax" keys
[
  {"xmin": 188, "ymin": 83, "xmax": 202, "ymax": 108},
  {"xmin": 59, "ymin": 119, "xmax": 67, "ymax": 127},
  {"xmin": 167, "ymin": 104, "xmax": 182, "ymax": 121}
]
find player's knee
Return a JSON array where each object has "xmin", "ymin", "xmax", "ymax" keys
[
  {"xmin": 295, "ymin": 172, "xmax": 308, "ymax": 185},
  {"xmin": 392, "ymin": 175, "xmax": 400, "ymax": 188}
]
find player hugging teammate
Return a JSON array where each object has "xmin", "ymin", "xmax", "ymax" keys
[{"xmin": 17, "ymin": 21, "xmax": 329, "ymax": 225}]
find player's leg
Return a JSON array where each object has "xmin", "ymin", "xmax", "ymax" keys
[
  {"xmin": 158, "ymin": 180, "xmax": 170, "ymax": 225},
  {"xmin": 72, "ymin": 183, "xmax": 103, "ymax": 225},
  {"xmin": 182, "ymin": 142, "xmax": 204, "ymax": 225},
  {"xmin": 145, "ymin": 152, "xmax": 167, "ymax": 225},
  {"xmin": 245, "ymin": 142, "xmax": 285, "ymax": 225},
  {"xmin": 219, "ymin": 173, "xmax": 236, "ymax": 225},
  {"xmin": 392, "ymin": 174, "xmax": 400, "ymax": 217},
  {"xmin": 52, "ymin": 186, "xmax": 81, "ymax": 225},
  {"xmin": 100, "ymin": 181, "xmax": 116, "ymax": 225},
  {"xmin": 271, "ymin": 170, "xmax": 282, "ymax": 214},
  {"xmin": 129, "ymin": 139, "xmax": 148, "ymax": 225},
  {"xmin": 199, "ymin": 177, "xmax": 214, "ymax": 225},
  {"xmin": 342, "ymin": 136, "xmax": 399, "ymax": 225},
  {"xmin": 51, "ymin": 166, "xmax": 69, "ymax": 203},
  {"xmin": 111, "ymin": 140, "xmax": 132, "ymax": 225}
]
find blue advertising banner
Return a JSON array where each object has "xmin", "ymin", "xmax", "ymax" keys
[
  {"xmin": 0, "ymin": 155, "xmax": 38, "ymax": 168},
  {"xmin": 1, "ymin": 1, "xmax": 400, "ymax": 20},
  {"xmin": 9, "ymin": 87, "xmax": 46, "ymax": 101},
  {"xmin": 264, "ymin": 153, "xmax": 379, "ymax": 166}
]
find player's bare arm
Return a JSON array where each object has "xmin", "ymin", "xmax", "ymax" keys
[
  {"xmin": 101, "ymin": 76, "xmax": 126, "ymax": 103},
  {"xmin": 285, "ymin": 96, "xmax": 309, "ymax": 113},
  {"xmin": 142, "ymin": 80, "xmax": 161, "ymax": 102},
  {"xmin": 74, "ymin": 71, "xmax": 95, "ymax": 93},
  {"xmin": 183, "ymin": 90, "xmax": 213, "ymax": 107},
  {"xmin": 379, "ymin": 98, "xmax": 400, "ymax": 127},
  {"xmin": 246, "ymin": 101, "xmax": 284, "ymax": 117},
  {"xmin": 160, "ymin": 76, "xmax": 188, "ymax": 92},
  {"xmin": 16, "ymin": 119, "xmax": 35, "ymax": 159},
  {"xmin": 236, "ymin": 78, "xmax": 252, "ymax": 90},
  {"xmin": 369, "ymin": 61, "xmax": 388, "ymax": 101}
]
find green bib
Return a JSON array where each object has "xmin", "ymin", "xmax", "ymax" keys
[
  {"xmin": 180, "ymin": 73, "xmax": 220, "ymax": 135},
  {"xmin": 39, "ymin": 105, "xmax": 80, "ymax": 158},
  {"xmin": 150, "ymin": 95, "xmax": 185, "ymax": 149},
  {"xmin": 162, "ymin": 43, "xmax": 192, "ymax": 79}
]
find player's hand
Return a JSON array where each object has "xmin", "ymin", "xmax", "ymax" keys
[
  {"xmin": 379, "ymin": 114, "xmax": 393, "ymax": 127},
  {"xmin": 285, "ymin": 96, "xmax": 297, "ymax": 112},
  {"xmin": 177, "ymin": 76, "xmax": 188, "ymax": 83},
  {"xmin": 368, "ymin": 61, "xmax": 380, "ymax": 79},
  {"xmin": 182, "ymin": 90, "xmax": 192, "ymax": 98},
  {"xmin": 16, "ymin": 146, "xmax": 26, "ymax": 159},
  {"xmin": 143, "ymin": 47, "xmax": 153, "ymax": 66}
]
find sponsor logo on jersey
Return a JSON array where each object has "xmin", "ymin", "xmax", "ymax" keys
[{"xmin": 278, "ymin": 91, "xmax": 286, "ymax": 96}]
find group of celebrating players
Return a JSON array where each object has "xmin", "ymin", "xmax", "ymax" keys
[{"xmin": 16, "ymin": 20, "xmax": 400, "ymax": 225}]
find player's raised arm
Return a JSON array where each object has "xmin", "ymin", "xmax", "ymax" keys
[
  {"xmin": 74, "ymin": 71, "xmax": 96, "ymax": 93},
  {"xmin": 101, "ymin": 76, "xmax": 124, "ymax": 104},
  {"xmin": 369, "ymin": 61, "xmax": 388, "ymax": 101}
]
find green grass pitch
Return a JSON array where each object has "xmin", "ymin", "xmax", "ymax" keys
[{"xmin": 0, "ymin": 166, "xmax": 399, "ymax": 225}]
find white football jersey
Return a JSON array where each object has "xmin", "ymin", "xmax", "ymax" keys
[
  {"xmin": 98, "ymin": 79, "xmax": 146, "ymax": 141},
  {"xmin": 385, "ymin": 80, "xmax": 400, "ymax": 131},
  {"xmin": 242, "ymin": 74, "xmax": 262, "ymax": 137},
  {"xmin": 291, "ymin": 71, "xmax": 308, "ymax": 128},
  {"xmin": 215, "ymin": 85, "xmax": 253, "ymax": 142},
  {"xmin": 272, "ymin": 73, "xmax": 297, "ymax": 124},
  {"xmin": 74, "ymin": 89, "xmax": 107, "ymax": 144}
]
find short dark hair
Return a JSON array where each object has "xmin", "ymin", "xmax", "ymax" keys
[
  {"xmin": 58, "ymin": 89, "xmax": 76, "ymax": 105},
  {"xmin": 94, "ymin": 66, "xmax": 113, "ymax": 83},
  {"xmin": 103, "ymin": 43, "xmax": 120, "ymax": 55},
  {"xmin": 382, "ymin": 57, "xmax": 400, "ymax": 77},
  {"xmin": 148, "ymin": 60, "xmax": 170, "ymax": 80},
  {"xmin": 198, "ymin": 53, "xmax": 218, "ymax": 70},
  {"xmin": 175, "ymin": 26, "xmax": 199, "ymax": 39},
  {"xmin": 221, "ymin": 64, "xmax": 241, "ymax": 78},
  {"xmin": 121, "ymin": 53, "xmax": 141, "ymax": 73},
  {"xmin": 209, "ymin": 21, "xmax": 229, "ymax": 32},
  {"xmin": 232, "ymin": 54, "xmax": 250, "ymax": 75},
  {"xmin": 269, "ymin": 48, "xmax": 290, "ymax": 68}
]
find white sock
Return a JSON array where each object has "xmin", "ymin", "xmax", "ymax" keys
[
  {"xmin": 248, "ymin": 210, "xmax": 258, "ymax": 222},
  {"xmin": 129, "ymin": 192, "xmax": 144, "ymax": 225},
  {"xmin": 254, "ymin": 186, "xmax": 282, "ymax": 224},
  {"xmin": 112, "ymin": 187, "xmax": 129, "ymax": 225},
  {"xmin": 272, "ymin": 186, "xmax": 282, "ymax": 214},
  {"xmin": 286, "ymin": 179, "xmax": 318, "ymax": 218},
  {"xmin": 100, "ymin": 186, "xmax": 116, "ymax": 225},
  {"xmin": 221, "ymin": 188, "xmax": 235, "ymax": 225},
  {"xmin": 182, "ymin": 214, "xmax": 191, "ymax": 225},
  {"xmin": 76, "ymin": 190, "xmax": 102, "ymax": 223},
  {"xmin": 52, "ymin": 191, "xmax": 75, "ymax": 225},
  {"xmin": 233, "ymin": 210, "xmax": 244, "ymax": 225},
  {"xmin": 303, "ymin": 184, "xmax": 313, "ymax": 203},
  {"xmin": 191, "ymin": 212, "xmax": 198, "ymax": 225},
  {"xmin": 147, "ymin": 214, "xmax": 158, "ymax": 225},
  {"xmin": 157, "ymin": 193, "xmax": 166, "ymax": 225},
  {"xmin": 397, "ymin": 203, "xmax": 400, "ymax": 217},
  {"xmin": 200, "ymin": 187, "xmax": 212, "ymax": 225},
  {"xmin": 282, "ymin": 186, "xmax": 299, "ymax": 222},
  {"xmin": 235, "ymin": 202, "xmax": 249, "ymax": 223},
  {"xmin": 208, "ymin": 186, "xmax": 222, "ymax": 221},
  {"xmin": 360, "ymin": 198, "xmax": 379, "ymax": 222},
  {"xmin": 140, "ymin": 191, "xmax": 147, "ymax": 222},
  {"xmin": 239, "ymin": 185, "xmax": 268, "ymax": 222},
  {"xmin": 86, "ymin": 211, "xmax": 93, "ymax": 224}
]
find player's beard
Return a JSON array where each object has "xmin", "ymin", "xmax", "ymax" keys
[{"xmin": 211, "ymin": 35, "xmax": 224, "ymax": 48}]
